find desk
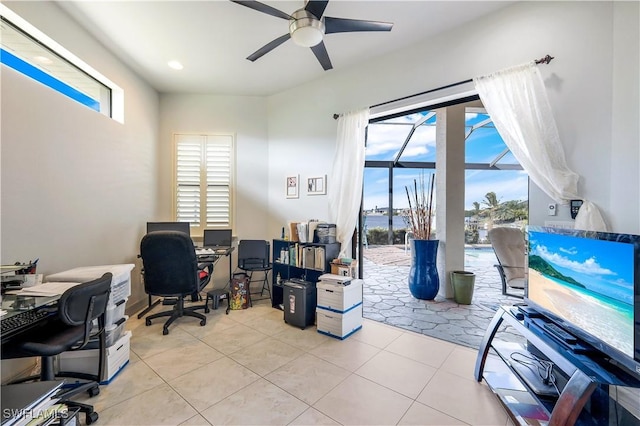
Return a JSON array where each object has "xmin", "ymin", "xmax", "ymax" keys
[
  {"xmin": 195, "ymin": 246, "xmax": 235, "ymax": 286},
  {"xmin": 137, "ymin": 246, "xmax": 235, "ymax": 319},
  {"xmin": 1, "ymin": 294, "xmax": 59, "ymax": 345}
]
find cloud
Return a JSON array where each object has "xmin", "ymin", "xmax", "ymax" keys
[
  {"xmin": 559, "ymin": 246, "xmax": 578, "ymax": 255},
  {"xmin": 464, "ymin": 171, "xmax": 528, "ymax": 209},
  {"xmin": 365, "ymin": 168, "xmax": 528, "ymax": 210},
  {"xmin": 366, "ymin": 120, "xmax": 436, "ymax": 159},
  {"xmin": 532, "ymin": 244, "xmax": 616, "ymax": 276}
]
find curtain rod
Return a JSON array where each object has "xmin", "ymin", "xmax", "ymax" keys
[{"xmin": 332, "ymin": 54, "xmax": 554, "ymax": 120}]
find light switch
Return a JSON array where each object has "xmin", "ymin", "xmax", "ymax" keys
[{"xmin": 548, "ymin": 203, "xmax": 557, "ymax": 216}]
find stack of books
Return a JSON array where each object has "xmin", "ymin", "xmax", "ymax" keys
[
  {"xmin": 1, "ymin": 381, "xmax": 73, "ymax": 426},
  {"xmin": 279, "ymin": 244, "xmax": 326, "ymax": 271}
]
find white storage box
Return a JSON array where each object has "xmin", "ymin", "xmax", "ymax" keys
[
  {"xmin": 104, "ymin": 316, "xmax": 127, "ymax": 347},
  {"xmin": 59, "ymin": 330, "xmax": 131, "ymax": 384},
  {"xmin": 46, "ymin": 264, "xmax": 134, "ymax": 307},
  {"xmin": 105, "ymin": 298, "xmax": 127, "ymax": 327},
  {"xmin": 316, "ymin": 304, "xmax": 363, "ymax": 339},
  {"xmin": 317, "ymin": 279, "xmax": 363, "ymax": 313}
]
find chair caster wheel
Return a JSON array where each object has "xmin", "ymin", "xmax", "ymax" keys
[
  {"xmin": 200, "ymin": 319, "xmax": 206, "ymax": 326},
  {"xmin": 162, "ymin": 328, "xmax": 169, "ymax": 335},
  {"xmin": 86, "ymin": 412, "xmax": 99, "ymax": 424},
  {"xmin": 88, "ymin": 386, "xmax": 100, "ymax": 397},
  {"xmin": 145, "ymin": 318, "xmax": 152, "ymax": 326},
  {"xmin": 205, "ymin": 307, "xmax": 210, "ymax": 313}
]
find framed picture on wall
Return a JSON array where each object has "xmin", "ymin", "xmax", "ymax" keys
[
  {"xmin": 307, "ymin": 175, "xmax": 327, "ymax": 195},
  {"xmin": 286, "ymin": 175, "xmax": 299, "ymax": 199}
]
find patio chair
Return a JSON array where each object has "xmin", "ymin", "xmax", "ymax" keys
[{"xmin": 488, "ymin": 227, "xmax": 525, "ymax": 298}]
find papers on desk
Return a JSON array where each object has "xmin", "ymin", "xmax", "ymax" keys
[
  {"xmin": 196, "ymin": 248, "xmax": 230, "ymax": 256},
  {"xmin": 8, "ymin": 282, "xmax": 81, "ymax": 297}
]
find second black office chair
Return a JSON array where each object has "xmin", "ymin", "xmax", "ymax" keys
[
  {"xmin": 2, "ymin": 273, "xmax": 113, "ymax": 425},
  {"xmin": 140, "ymin": 230, "xmax": 211, "ymax": 335},
  {"xmin": 237, "ymin": 239, "xmax": 272, "ymax": 305}
]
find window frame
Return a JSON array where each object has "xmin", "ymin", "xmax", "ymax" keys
[
  {"xmin": 0, "ymin": 4, "xmax": 124, "ymax": 122},
  {"xmin": 173, "ymin": 133, "xmax": 236, "ymax": 237}
]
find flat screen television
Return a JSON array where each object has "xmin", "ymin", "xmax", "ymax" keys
[
  {"xmin": 526, "ymin": 226, "xmax": 640, "ymax": 379},
  {"xmin": 146, "ymin": 221, "xmax": 190, "ymax": 236}
]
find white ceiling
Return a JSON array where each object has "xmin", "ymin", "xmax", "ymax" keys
[{"xmin": 56, "ymin": 1, "xmax": 514, "ymax": 97}]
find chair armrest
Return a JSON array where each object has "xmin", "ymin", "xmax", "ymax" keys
[
  {"xmin": 198, "ymin": 262, "xmax": 213, "ymax": 273},
  {"xmin": 500, "ymin": 265, "xmax": 525, "ymax": 270},
  {"xmin": 494, "ymin": 264, "xmax": 524, "ymax": 270}
]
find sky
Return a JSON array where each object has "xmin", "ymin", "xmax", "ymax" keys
[
  {"xmin": 528, "ymin": 230, "xmax": 634, "ymax": 306},
  {"xmin": 363, "ymin": 111, "xmax": 529, "ymax": 211}
]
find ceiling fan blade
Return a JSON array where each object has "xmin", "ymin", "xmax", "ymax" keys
[
  {"xmin": 311, "ymin": 41, "xmax": 333, "ymax": 71},
  {"xmin": 230, "ymin": 0, "xmax": 292, "ymax": 20},
  {"xmin": 324, "ymin": 16, "xmax": 393, "ymax": 34},
  {"xmin": 305, "ymin": 1, "xmax": 329, "ymax": 19},
  {"xmin": 247, "ymin": 33, "xmax": 291, "ymax": 61}
]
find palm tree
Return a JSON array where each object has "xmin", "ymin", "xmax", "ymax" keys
[
  {"xmin": 500, "ymin": 200, "xmax": 529, "ymax": 222},
  {"xmin": 483, "ymin": 192, "xmax": 501, "ymax": 230},
  {"xmin": 472, "ymin": 201, "xmax": 481, "ymax": 219}
]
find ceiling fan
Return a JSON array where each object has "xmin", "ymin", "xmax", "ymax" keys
[{"xmin": 230, "ymin": 0, "xmax": 393, "ymax": 71}]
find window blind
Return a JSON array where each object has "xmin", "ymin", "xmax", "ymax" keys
[{"xmin": 175, "ymin": 134, "xmax": 234, "ymax": 232}]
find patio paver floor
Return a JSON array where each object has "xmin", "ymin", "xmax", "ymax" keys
[{"xmin": 362, "ymin": 244, "xmax": 525, "ymax": 348}]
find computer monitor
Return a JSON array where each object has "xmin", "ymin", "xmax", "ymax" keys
[
  {"xmin": 203, "ymin": 229, "xmax": 232, "ymax": 248},
  {"xmin": 146, "ymin": 221, "xmax": 190, "ymax": 236}
]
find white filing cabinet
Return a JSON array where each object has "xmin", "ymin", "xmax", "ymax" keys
[
  {"xmin": 47, "ymin": 264, "xmax": 134, "ymax": 383},
  {"xmin": 316, "ymin": 278, "xmax": 363, "ymax": 339}
]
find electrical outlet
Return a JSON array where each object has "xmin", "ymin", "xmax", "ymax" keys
[{"xmin": 548, "ymin": 203, "xmax": 557, "ymax": 216}]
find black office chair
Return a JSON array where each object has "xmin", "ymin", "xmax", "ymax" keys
[
  {"xmin": 140, "ymin": 231, "xmax": 210, "ymax": 335},
  {"xmin": 236, "ymin": 239, "xmax": 272, "ymax": 305},
  {"xmin": 3, "ymin": 273, "xmax": 113, "ymax": 425}
]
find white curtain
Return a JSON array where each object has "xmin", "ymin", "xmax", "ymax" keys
[
  {"xmin": 328, "ymin": 108, "xmax": 370, "ymax": 256},
  {"xmin": 474, "ymin": 63, "xmax": 607, "ymax": 232}
]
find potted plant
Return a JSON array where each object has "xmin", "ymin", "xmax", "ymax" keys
[{"xmin": 405, "ymin": 172, "xmax": 439, "ymax": 300}]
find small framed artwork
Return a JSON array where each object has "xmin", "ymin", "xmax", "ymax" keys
[
  {"xmin": 307, "ymin": 175, "xmax": 327, "ymax": 195},
  {"xmin": 286, "ymin": 175, "xmax": 299, "ymax": 199}
]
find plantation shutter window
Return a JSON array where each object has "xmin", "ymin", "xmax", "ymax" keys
[{"xmin": 175, "ymin": 134, "xmax": 234, "ymax": 234}]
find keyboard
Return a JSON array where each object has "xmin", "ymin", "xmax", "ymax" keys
[{"xmin": 1, "ymin": 308, "xmax": 55, "ymax": 340}]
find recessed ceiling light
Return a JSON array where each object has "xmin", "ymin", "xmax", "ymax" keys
[
  {"xmin": 168, "ymin": 60, "xmax": 183, "ymax": 70},
  {"xmin": 33, "ymin": 55, "xmax": 53, "ymax": 65}
]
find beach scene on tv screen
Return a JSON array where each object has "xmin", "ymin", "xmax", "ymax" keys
[{"xmin": 528, "ymin": 231, "xmax": 634, "ymax": 357}]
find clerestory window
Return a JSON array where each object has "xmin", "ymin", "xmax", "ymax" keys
[{"xmin": 0, "ymin": 5, "xmax": 123, "ymax": 121}]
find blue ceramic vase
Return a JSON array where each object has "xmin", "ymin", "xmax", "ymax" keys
[{"xmin": 408, "ymin": 239, "xmax": 440, "ymax": 300}]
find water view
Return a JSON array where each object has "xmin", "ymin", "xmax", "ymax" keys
[{"xmin": 364, "ymin": 215, "xmax": 408, "ymax": 230}]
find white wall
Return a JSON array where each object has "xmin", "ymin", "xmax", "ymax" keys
[
  {"xmin": 158, "ymin": 94, "xmax": 269, "ymax": 238},
  {"xmin": 158, "ymin": 94, "xmax": 269, "ymax": 283},
  {"xmin": 1, "ymin": 1, "xmax": 159, "ymax": 380},
  {"xmin": 267, "ymin": 1, "xmax": 639, "ymax": 236}
]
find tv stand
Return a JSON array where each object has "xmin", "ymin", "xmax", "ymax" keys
[{"xmin": 475, "ymin": 306, "xmax": 640, "ymax": 425}]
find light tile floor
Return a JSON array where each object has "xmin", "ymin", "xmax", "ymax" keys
[{"xmin": 76, "ymin": 299, "xmax": 514, "ymax": 426}]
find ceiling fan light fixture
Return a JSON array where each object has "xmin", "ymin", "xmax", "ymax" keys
[{"xmin": 289, "ymin": 10, "xmax": 325, "ymax": 47}]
